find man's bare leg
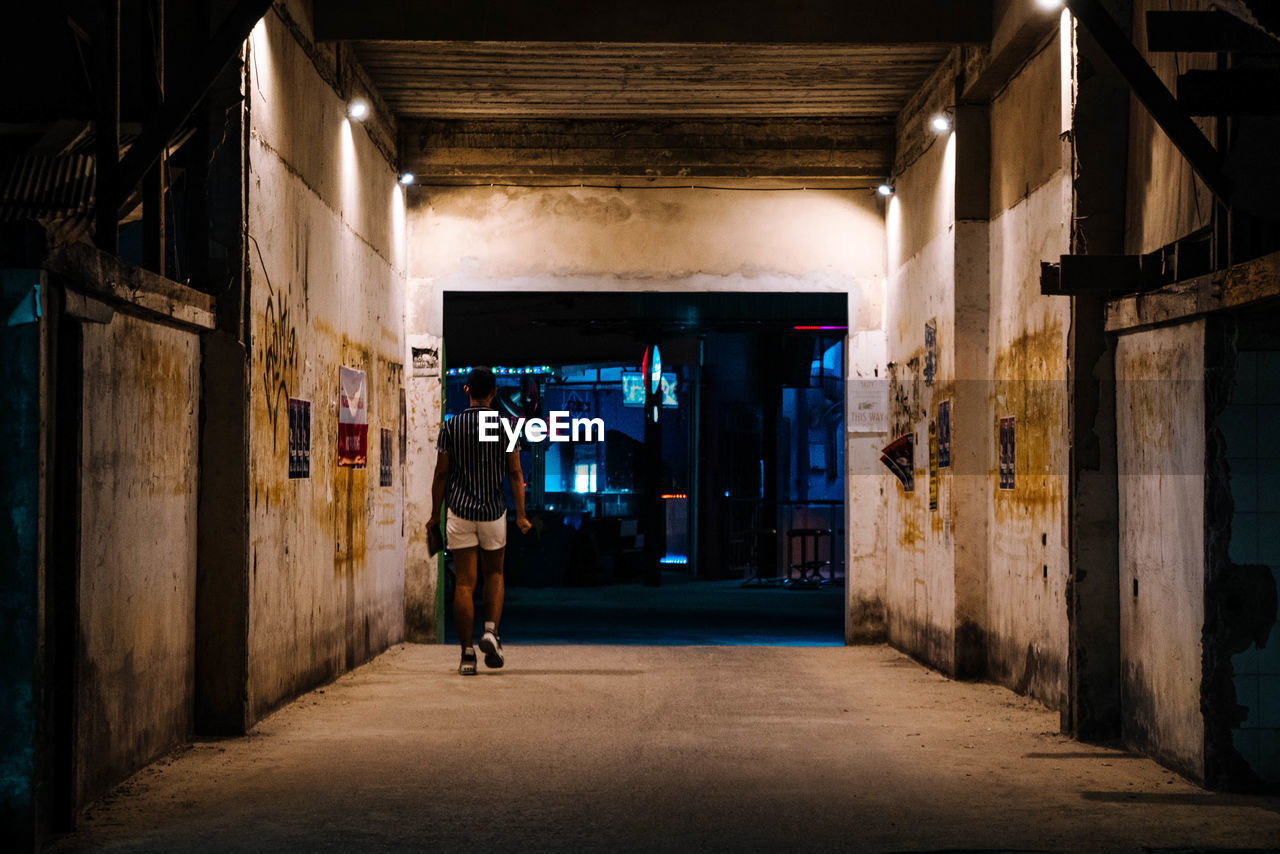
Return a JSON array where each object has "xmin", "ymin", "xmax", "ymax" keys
[
  {"xmin": 478, "ymin": 546, "xmax": 506, "ymax": 668},
  {"xmin": 452, "ymin": 547, "xmax": 478, "ymax": 650},
  {"xmin": 480, "ymin": 546, "xmax": 505, "ymax": 629}
]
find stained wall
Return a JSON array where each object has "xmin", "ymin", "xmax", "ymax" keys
[
  {"xmin": 984, "ymin": 37, "xmax": 1071, "ymax": 708},
  {"xmin": 882, "ymin": 34, "xmax": 1071, "ymax": 707},
  {"xmin": 244, "ymin": 7, "xmax": 407, "ymax": 719},
  {"xmin": 1114, "ymin": 320, "xmax": 1206, "ymax": 779},
  {"xmin": 76, "ymin": 312, "xmax": 200, "ymax": 804}
]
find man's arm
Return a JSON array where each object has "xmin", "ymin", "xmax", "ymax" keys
[
  {"xmin": 507, "ymin": 450, "xmax": 532, "ymax": 534},
  {"xmin": 427, "ymin": 451, "xmax": 449, "ymax": 528}
]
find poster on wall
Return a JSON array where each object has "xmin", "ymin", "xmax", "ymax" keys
[
  {"xmin": 928, "ymin": 420, "xmax": 939, "ymax": 511},
  {"xmin": 999, "ymin": 416, "xmax": 1016, "ymax": 490},
  {"xmin": 288, "ymin": 398, "xmax": 311, "ymax": 479},
  {"xmin": 398, "ymin": 388, "xmax": 407, "ymax": 467},
  {"xmin": 380, "ymin": 428, "xmax": 393, "ymax": 487},
  {"xmin": 338, "ymin": 366, "xmax": 368, "ymax": 467},
  {"xmin": 937, "ymin": 400, "xmax": 951, "ymax": 468},
  {"xmin": 924, "ymin": 320, "xmax": 937, "ymax": 386},
  {"xmin": 880, "ymin": 434, "xmax": 915, "ymax": 493},
  {"xmin": 412, "ymin": 345, "xmax": 439, "ymax": 378},
  {"xmin": 847, "ymin": 378, "xmax": 889, "ymax": 433}
]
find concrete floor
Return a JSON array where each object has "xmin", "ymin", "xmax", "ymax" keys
[{"xmin": 51, "ymin": 644, "xmax": 1280, "ymax": 853}]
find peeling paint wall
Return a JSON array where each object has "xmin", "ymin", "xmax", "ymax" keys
[
  {"xmin": 985, "ymin": 40, "xmax": 1072, "ymax": 708},
  {"xmin": 77, "ymin": 312, "xmax": 200, "ymax": 804},
  {"xmin": 883, "ymin": 38, "xmax": 1071, "ymax": 704},
  {"xmin": 884, "ymin": 127, "xmax": 958, "ymax": 670},
  {"xmin": 1114, "ymin": 320, "xmax": 1206, "ymax": 780},
  {"xmin": 984, "ymin": 34, "xmax": 1072, "ymax": 702},
  {"xmin": 245, "ymin": 8, "xmax": 406, "ymax": 718},
  {"xmin": 848, "ymin": 329, "xmax": 890, "ymax": 643},
  {"xmin": 405, "ymin": 184, "xmax": 888, "ymax": 638}
]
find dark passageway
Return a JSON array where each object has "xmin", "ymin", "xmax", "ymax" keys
[
  {"xmin": 7, "ymin": 0, "xmax": 1280, "ymax": 850},
  {"xmin": 440, "ymin": 291, "xmax": 850, "ymax": 648}
]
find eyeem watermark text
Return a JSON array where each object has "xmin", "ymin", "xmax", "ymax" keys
[{"xmin": 479, "ymin": 410, "xmax": 605, "ymax": 452}]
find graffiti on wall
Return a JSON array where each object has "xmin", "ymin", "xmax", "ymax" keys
[{"xmin": 260, "ymin": 285, "xmax": 298, "ymax": 450}]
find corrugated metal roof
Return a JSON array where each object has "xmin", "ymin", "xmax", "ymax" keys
[{"xmin": 0, "ymin": 153, "xmax": 95, "ymax": 223}]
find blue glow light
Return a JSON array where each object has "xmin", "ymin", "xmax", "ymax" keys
[
  {"xmin": 659, "ymin": 554, "xmax": 688, "ymax": 565},
  {"xmin": 446, "ymin": 365, "xmax": 553, "ymax": 377}
]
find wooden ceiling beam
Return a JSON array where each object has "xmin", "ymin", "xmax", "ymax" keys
[
  {"xmin": 314, "ymin": 0, "xmax": 991, "ymax": 44},
  {"xmin": 399, "ymin": 118, "xmax": 895, "ymax": 182}
]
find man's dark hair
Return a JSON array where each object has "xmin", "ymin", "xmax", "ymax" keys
[{"xmin": 465, "ymin": 366, "xmax": 497, "ymax": 400}]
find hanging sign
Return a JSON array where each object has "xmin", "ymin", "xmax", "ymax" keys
[{"xmin": 338, "ymin": 366, "xmax": 368, "ymax": 467}]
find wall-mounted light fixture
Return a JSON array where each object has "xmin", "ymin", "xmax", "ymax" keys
[
  {"xmin": 399, "ymin": 172, "xmax": 415, "ymax": 186},
  {"xmin": 930, "ymin": 112, "xmax": 953, "ymax": 134},
  {"xmin": 348, "ymin": 98, "xmax": 369, "ymax": 121},
  {"xmin": 1036, "ymin": 0, "xmax": 1064, "ymax": 9},
  {"xmin": 877, "ymin": 183, "xmax": 894, "ymax": 197}
]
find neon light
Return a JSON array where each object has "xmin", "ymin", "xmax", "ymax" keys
[
  {"xmin": 446, "ymin": 365, "xmax": 553, "ymax": 377},
  {"xmin": 659, "ymin": 555, "xmax": 688, "ymax": 565},
  {"xmin": 660, "ymin": 493, "xmax": 688, "ymax": 500},
  {"xmin": 793, "ymin": 326, "xmax": 847, "ymax": 331}
]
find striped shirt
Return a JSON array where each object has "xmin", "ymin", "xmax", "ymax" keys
[{"xmin": 437, "ymin": 406, "xmax": 508, "ymax": 521}]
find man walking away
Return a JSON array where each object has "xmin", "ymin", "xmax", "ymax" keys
[{"xmin": 428, "ymin": 367, "xmax": 532, "ymax": 675}]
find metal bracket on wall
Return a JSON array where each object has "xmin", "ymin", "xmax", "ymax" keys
[{"xmin": 1040, "ymin": 255, "xmax": 1164, "ymax": 296}]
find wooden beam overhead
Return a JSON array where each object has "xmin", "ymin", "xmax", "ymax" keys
[
  {"xmin": 1178, "ymin": 69, "xmax": 1280, "ymax": 116},
  {"xmin": 1041, "ymin": 255, "xmax": 1146, "ymax": 296},
  {"xmin": 400, "ymin": 118, "xmax": 894, "ymax": 182},
  {"xmin": 314, "ymin": 0, "xmax": 991, "ymax": 44},
  {"xmin": 1105, "ymin": 247, "xmax": 1280, "ymax": 333},
  {"xmin": 1146, "ymin": 10, "xmax": 1280, "ymax": 54},
  {"xmin": 115, "ymin": 0, "xmax": 274, "ymax": 217},
  {"xmin": 354, "ymin": 42, "xmax": 949, "ymax": 119},
  {"xmin": 1065, "ymin": 0, "xmax": 1233, "ymax": 206}
]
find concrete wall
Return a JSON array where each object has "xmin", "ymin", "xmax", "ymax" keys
[
  {"xmin": 984, "ymin": 39, "xmax": 1072, "ymax": 708},
  {"xmin": 1114, "ymin": 320, "xmax": 1206, "ymax": 780},
  {"xmin": 883, "ymin": 128, "xmax": 958, "ymax": 670},
  {"xmin": 881, "ymin": 37, "xmax": 1071, "ymax": 706},
  {"xmin": 76, "ymin": 311, "xmax": 200, "ymax": 804},
  {"xmin": 405, "ymin": 183, "xmax": 889, "ymax": 638},
  {"xmin": 244, "ymin": 8, "xmax": 407, "ymax": 718},
  {"xmin": 848, "ymin": 328, "xmax": 890, "ymax": 643}
]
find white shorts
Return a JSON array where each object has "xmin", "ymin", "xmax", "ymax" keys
[{"xmin": 446, "ymin": 512, "xmax": 507, "ymax": 550}]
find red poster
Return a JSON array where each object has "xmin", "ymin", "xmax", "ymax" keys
[{"xmin": 338, "ymin": 365, "xmax": 368, "ymax": 467}]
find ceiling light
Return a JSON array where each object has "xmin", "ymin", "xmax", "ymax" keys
[
  {"xmin": 931, "ymin": 113, "xmax": 953, "ymax": 133},
  {"xmin": 348, "ymin": 98, "xmax": 369, "ymax": 120},
  {"xmin": 399, "ymin": 172, "xmax": 415, "ymax": 186},
  {"xmin": 1036, "ymin": 0, "xmax": 1064, "ymax": 9},
  {"xmin": 877, "ymin": 183, "xmax": 894, "ymax": 197}
]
